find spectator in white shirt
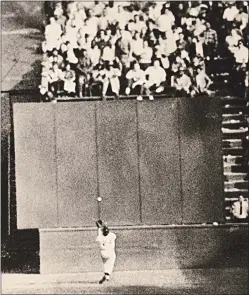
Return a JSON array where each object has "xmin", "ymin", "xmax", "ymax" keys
[
  {"xmin": 223, "ymin": 3, "xmax": 239, "ymax": 22},
  {"xmin": 153, "ymin": 2, "xmax": 164, "ymax": 20},
  {"xmin": 98, "ymin": 8, "xmax": 110, "ymax": 30},
  {"xmin": 102, "ymin": 60, "xmax": 122, "ymax": 99},
  {"xmin": 92, "ymin": 1, "xmax": 105, "ymax": 17},
  {"xmin": 63, "ymin": 63, "xmax": 76, "ymax": 95},
  {"xmin": 133, "ymin": 14, "xmax": 147, "ymax": 33},
  {"xmin": 226, "ymin": 29, "xmax": 242, "ymax": 54},
  {"xmin": 127, "ymin": 20, "xmax": 136, "ymax": 34},
  {"xmin": 74, "ymin": 8, "xmax": 87, "ymax": 29},
  {"xmin": 102, "ymin": 43, "xmax": 116, "ymax": 62},
  {"xmin": 40, "ymin": 61, "xmax": 50, "ymax": 96},
  {"xmin": 81, "ymin": 33, "xmax": 93, "ymax": 52},
  {"xmin": 65, "ymin": 19, "xmax": 78, "ymax": 48},
  {"xmin": 48, "ymin": 62, "xmax": 64, "ymax": 96},
  {"xmin": 115, "ymin": 29, "xmax": 133, "ymax": 72},
  {"xmin": 164, "ymin": 30, "xmax": 177, "ymax": 55},
  {"xmin": 235, "ymin": 6, "xmax": 249, "ymax": 31},
  {"xmin": 131, "ymin": 32, "xmax": 144, "ymax": 61},
  {"xmin": 126, "ymin": 62, "xmax": 146, "ymax": 101},
  {"xmin": 234, "ymin": 40, "xmax": 249, "ymax": 65},
  {"xmin": 193, "ymin": 18, "xmax": 206, "ymax": 37},
  {"xmin": 77, "ymin": 29, "xmax": 87, "ymax": 50},
  {"xmin": 193, "ymin": 36, "xmax": 204, "ymax": 58},
  {"xmin": 144, "ymin": 60, "xmax": 166, "ymax": 100},
  {"xmin": 88, "ymin": 44, "xmax": 101, "ymax": 66},
  {"xmin": 54, "ymin": 2, "xmax": 63, "ymax": 18},
  {"xmin": 187, "ymin": 2, "xmax": 202, "ymax": 17},
  {"xmin": 195, "ymin": 67, "xmax": 212, "ymax": 95},
  {"xmin": 173, "ymin": 69, "xmax": 192, "ymax": 95},
  {"xmin": 155, "ymin": 36, "xmax": 170, "ymax": 70},
  {"xmin": 156, "ymin": 7, "xmax": 175, "ymax": 36},
  {"xmin": 106, "ymin": 1, "xmax": 119, "ymax": 24},
  {"xmin": 66, "ymin": 43, "xmax": 78, "ymax": 67},
  {"xmin": 54, "ymin": 3, "xmax": 66, "ymax": 29},
  {"xmin": 139, "ymin": 41, "xmax": 153, "ymax": 70},
  {"xmin": 45, "ymin": 17, "xmax": 62, "ymax": 43},
  {"xmin": 146, "ymin": 4, "xmax": 159, "ymax": 22},
  {"xmin": 115, "ymin": 5, "xmax": 131, "ymax": 29},
  {"xmin": 67, "ymin": 1, "xmax": 78, "ymax": 19},
  {"xmin": 85, "ymin": 9, "xmax": 99, "ymax": 38}
]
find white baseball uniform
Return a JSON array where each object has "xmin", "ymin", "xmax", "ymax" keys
[{"xmin": 96, "ymin": 229, "xmax": 116, "ymax": 275}]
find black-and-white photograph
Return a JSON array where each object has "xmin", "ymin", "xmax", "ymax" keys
[{"xmin": 1, "ymin": 1, "xmax": 249, "ymax": 294}]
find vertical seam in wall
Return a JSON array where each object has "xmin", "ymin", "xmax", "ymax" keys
[
  {"xmin": 176, "ymin": 98, "xmax": 184, "ymax": 225},
  {"xmin": 9, "ymin": 95, "xmax": 17, "ymax": 232},
  {"xmin": 53, "ymin": 103, "xmax": 59, "ymax": 227},
  {"xmin": 136, "ymin": 101, "xmax": 142, "ymax": 224},
  {"xmin": 94, "ymin": 102, "xmax": 101, "ymax": 219},
  {"xmin": 8, "ymin": 94, "xmax": 11, "ymax": 235},
  {"xmin": 8, "ymin": 132, "xmax": 11, "ymax": 235}
]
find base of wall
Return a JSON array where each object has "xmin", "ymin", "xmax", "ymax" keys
[{"xmin": 40, "ymin": 225, "xmax": 248, "ymax": 274}]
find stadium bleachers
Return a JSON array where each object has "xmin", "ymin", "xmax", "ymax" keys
[{"xmin": 40, "ymin": 1, "xmax": 248, "ymax": 101}]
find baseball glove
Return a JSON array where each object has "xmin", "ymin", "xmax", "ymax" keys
[{"xmin": 96, "ymin": 219, "xmax": 103, "ymax": 228}]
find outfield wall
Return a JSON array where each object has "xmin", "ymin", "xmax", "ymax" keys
[{"xmin": 13, "ymin": 98, "xmax": 224, "ymax": 229}]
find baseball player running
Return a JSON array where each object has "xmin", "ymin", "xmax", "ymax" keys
[{"xmin": 96, "ymin": 220, "xmax": 117, "ymax": 284}]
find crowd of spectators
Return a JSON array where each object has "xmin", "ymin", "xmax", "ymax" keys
[{"xmin": 39, "ymin": 1, "xmax": 249, "ymax": 101}]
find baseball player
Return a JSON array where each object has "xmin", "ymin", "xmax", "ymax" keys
[{"xmin": 96, "ymin": 220, "xmax": 117, "ymax": 284}]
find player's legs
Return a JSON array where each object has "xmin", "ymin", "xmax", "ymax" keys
[
  {"xmin": 99, "ymin": 253, "xmax": 116, "ymax": 284},
  {"xmin": 103, "ymin": 253, "xmax": 116, "ymax": 276}
]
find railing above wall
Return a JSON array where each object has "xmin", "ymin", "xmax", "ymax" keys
[{"xmin": 5, "ymin": 83, "xmax": 247, "ymax": 103}]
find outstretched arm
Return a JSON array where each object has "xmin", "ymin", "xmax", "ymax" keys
[{"xmin": 96, "ymin": 220, "xmax": 103, "ymax": 241}]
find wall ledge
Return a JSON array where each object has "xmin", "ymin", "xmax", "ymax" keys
[{"xmin": 39, "ymin": 223, "xmax": 248, "ymax": 232}]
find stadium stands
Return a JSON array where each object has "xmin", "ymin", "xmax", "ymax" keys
[{"xmin": 39, "ymin": 1, "xmax": 249, "ymax": 101}]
